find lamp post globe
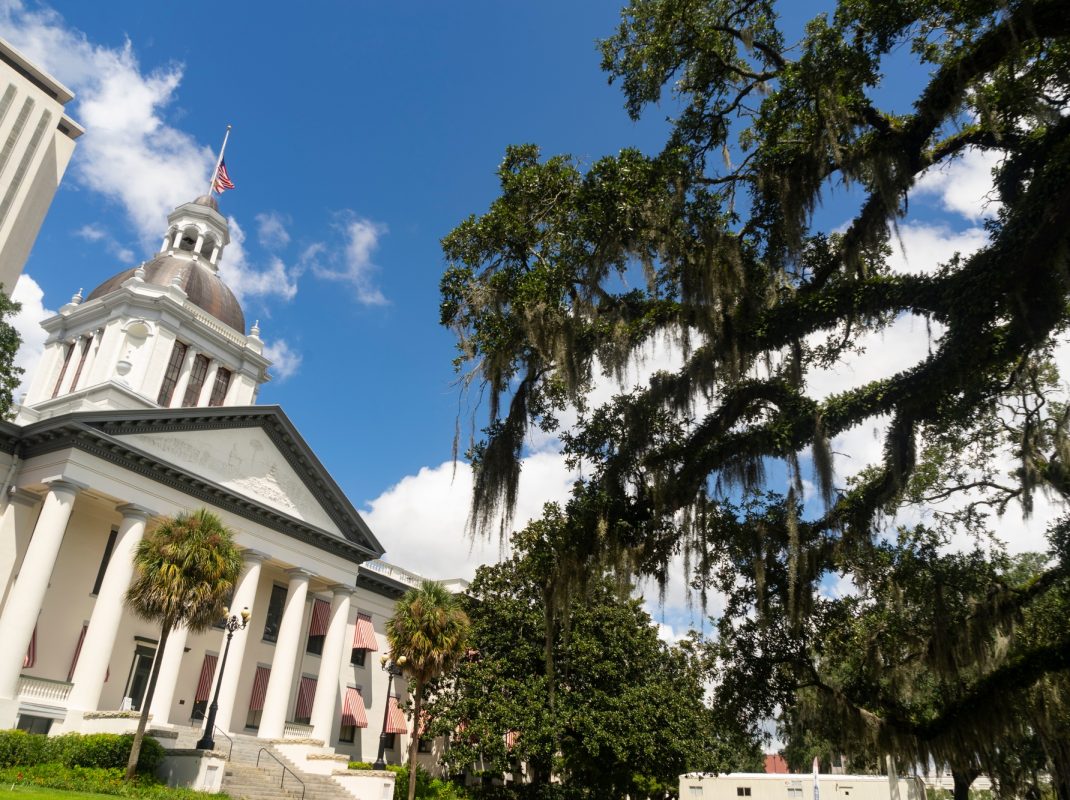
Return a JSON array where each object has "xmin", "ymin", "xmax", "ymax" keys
[{"xmin": 196, "ymin": 607, "xmax": 250, "ymax": 751}]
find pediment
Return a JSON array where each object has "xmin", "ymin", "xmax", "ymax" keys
[{"xmin": 113, "ymin": 426, "xmax": 343, "ymax": 536}]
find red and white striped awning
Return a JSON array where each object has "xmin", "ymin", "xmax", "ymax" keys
[
  {"xmin": 352, "ymin": 612, "xmax": 378, "ymax": 650},
  {"xmin": 295, "ymin": 676, "xmax": 317, "ymax": 721},
  {"xmin": 308, "ymin": 599, "xmax": 331, "ymax": 637},
  {"xmin": 341, "ymin": 686, "xmax": 368, "ymax": 728},
  {"xmin": 68, "ymin": 624, "xmax": 87, "ymax": 681},
  {"xmin": 195, "ymin": 654, "xmax": 218, "ymax": 703},
  {"xmin": 505, "ymin": 730, "xmax": 519, "ymax": 749},
  {"xmin": 249, "ymin": 666, "xmax": 270, "ymax": 711},
  {"xmin": 23, "ymin": 626, "xmax": 36, "ymax": 669},
  {"xmin": 385, "ymin": 695, "xmax": 408, "ymax": 734}
]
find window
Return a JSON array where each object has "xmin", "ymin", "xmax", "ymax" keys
[
  {"xmin": 306, "ymin": 599, "xmax": 330, "ymax": 656},
  {"xmin": 52, "ymin": 342, "xmax": 75, "ymax": 398},
  {"xmin": 246, "ymin": 665, "xmax": 270, "ymax": 729},
  {"xmin": 69, "ymin": 334, "xmax": 93, "ymax": 392},
  {"xmin": 91, "ymin": 528, "xmax": 118, "ymax": 595},
  {"xmin": 689, "ymin": 788, "xmax": 703, "ymax": 798},
  {"xmin": 350, "ymin": 648, "xmax": 367, "ymax": 667},
  {"xmin": 262, "ymin": 584, "xmax": 287, "ymax": 643},
  {"xmin": 339, "ymin": 724, "xmax": 355, "ymax": 743},
  {"xmin": 294, "ymin": 676, "xmax": 316, "ymax": 725},
  {"xmin": 383, "ymin": 733, "xmax": 396, "ymax": 751},
  {"xmin": 417, "ymin": 738, "xmax": 432, "ymax": 754},
  {"xmin": 737, "ymin": 789, "xmax": 752, "ymax": 797},
  {"xmin": 182, "ymin": 354, "xmax": 210, "ymax": 406},
  {"xmin": 788, "ymin": 789, "xmax": 804, "ymax": 798},
  {"xmin": 209, "ymin": 368, "xmax": 231, "ymax": 406},
  {"xmin": 15, "ymin": 715, "xmax": 52, "ymax": 735},
  {"xmin": 157, "ymin": 341, "xmax": 188, "ymax": 406}
]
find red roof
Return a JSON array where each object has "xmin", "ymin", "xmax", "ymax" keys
[{"xmin": 765, "ymin": 754, "xmax": 789, "ymax": 774}]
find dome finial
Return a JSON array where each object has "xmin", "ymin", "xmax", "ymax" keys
[{"xmin": 70, "ymin": 288, "xmax": 83, "ymax": 305}]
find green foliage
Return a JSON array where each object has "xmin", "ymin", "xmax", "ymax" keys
[
  {"xmin": 0, "ymin": 732, "xmax": 163, "ymax": 775},
  {"xmin": 348, "ymin": 762, "xmax": 467, "ymax": 800},
  {"xmin": 441, "ymin": 0, "xmax": 1070, "ymax": 791},
  {"xmin": 425, "ymin": 512, "xmax": 762, "ymax": 798},
  {"xmin": 0, "ymin": 764, "xmax": 226, "ymax": 799},
  {"xmin": 0, "ymin": 289, "xmax": 22, "ymax": 418}
]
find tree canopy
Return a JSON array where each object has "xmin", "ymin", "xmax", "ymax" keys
[
  {"xmin": 440, "ymin": 0, "xmax": 1070, "ymax": 786},
  {"xmin": 425, "ymin": 511, "xmax": 762, "ymax": 798}
]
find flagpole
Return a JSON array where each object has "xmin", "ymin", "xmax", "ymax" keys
[{"xmin": 208, "ymin": 125, "xmax": 232, "ymax": 196}]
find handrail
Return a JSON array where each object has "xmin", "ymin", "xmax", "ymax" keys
[
  {"xmin": 257, "ymin": 747, "xmax": 305, "ymax": 800},
  {"xmin": 213, "ymin": 725, "xmax": 233, "ymax": 761}
]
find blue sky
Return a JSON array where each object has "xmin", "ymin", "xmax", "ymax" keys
[{"xmin": 3, "ymin": 0, "xmax": 1037, "ymax": 636}]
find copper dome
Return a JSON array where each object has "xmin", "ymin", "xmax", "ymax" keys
[{"xmin": 86, "ymin": 254, "xmax": 245, "ymax": 333}]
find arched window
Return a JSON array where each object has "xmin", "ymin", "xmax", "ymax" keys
[
  {"xmin": 177, "ymin": 226, "xmax": 198, "ymax": 252},
  {"xmin": 200, "ymin": 236, "xmax": 217, "ymax": 262}
]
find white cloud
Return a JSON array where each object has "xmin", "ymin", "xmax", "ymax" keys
[
  {"xmin": 217, "ymin": 218, "xmax": 299, "ymax": 303},
  {"xmin": 309, "ymin": 216, "xmax": 389, "ymax": 306},
  {"xmin": 256, "ymin": 212, "xmax": 291, "ymax": 249},
  {"xmin": 10, "ymin": 273, "xmax": 55, "ymax": 397},
  {"xmin": 362, "ymin": 451, "xmax": 577, "ymax": 581},
  {"xmin": 74, "ymin": 224, "xmax": 134, "ymax": 263},
  {"xmin": 262, "ymin": 338, "xmax": 301, "ymax": 381},
  {"xmin": 885, "ymin": 222, "xmax": 989, "ymax": 275},
  {"xmin": 0, "ymin": 2, "xmax": 214, "ymax": 246},
  {"xmin": 913, "ymin": 147, "xmax": 1004, "ymax": 221}
]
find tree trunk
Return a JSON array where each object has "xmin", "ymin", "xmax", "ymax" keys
[
  {"xmin": 407, "ymin": 681, "xmax": 423, "ymax": 800},
  {"xmin": 951, "ymin": 769, "xmax": 977, "ymax": 800},
  {"xmin": 125, "ymin": 623, "xmax": 170, "ymax": 781}
]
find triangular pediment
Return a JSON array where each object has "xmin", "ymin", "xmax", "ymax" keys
[{"xmin": 113, "ymin": 425, "xmax": 343, "ymax": 536}]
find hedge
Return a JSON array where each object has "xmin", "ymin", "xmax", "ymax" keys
[
  {"xmin": 0, "ymin": 730, "xmax": 165, "ymax": 774},
  {"xmin": 0, "ymin": 764, "xmax": 225, "ymax": 799}
]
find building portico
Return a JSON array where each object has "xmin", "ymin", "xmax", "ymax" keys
[{"xmin": 0, "ymin": 194, "xmax": 433, "ymax": 765}]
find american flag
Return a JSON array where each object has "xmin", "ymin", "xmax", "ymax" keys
[{"xmin": 213, "ymin": 158, "xmax": 235, "ymax": 193}]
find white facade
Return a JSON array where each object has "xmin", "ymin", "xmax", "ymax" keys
[
  {"xmin": 0, "ymin": 195, "xmax": 447, "ymax": 768},
  {"xmin": 0, "ymin": 36, "xmax": 83, "ymax": 293},
  {"xmin": 679, "ymin": 774, "xmax": 927, "ymax": 800}
]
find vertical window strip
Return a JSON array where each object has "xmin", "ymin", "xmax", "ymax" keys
[
  {"xmin": 51, "ymin": 342, "xmax": 75, "ymax": 398},
  {"xmin": 0, "ymin": 85, "xmax": 16, "ymax": 129},
  {"xmin": 0, "ymin": 108, "xmax": 51, "ymax": 230},
  {"xmin": 0, "ymin": 95, "xmax": 33, "ymax": 180},
  {"xmin": 156, "ymin": 341, "xmax": 188, "ymax": 406},
  {"xmin": 68, "ymin": 334, "xmax": 93, "ymax": 393},
  {"xmin": 181, "ymin": 354, "xmax": 210, "ymax": 407},
  {"xmin": 208, "ymin": 368, "xmax": 231, "ymax": 407}
]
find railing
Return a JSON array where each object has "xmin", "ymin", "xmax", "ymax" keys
[
  {"xmin": 362, "ymin": 559, "xmax": 423, "ymax": 588},
  {"xmin": 17, "ymin": 675, "xmax": 72, "ymax": 704},
  {"xmin": 212, "ymin": 725, "xmax": 233, "ymax": 761},
  {"xmin": 257, "ymin": 747, "xmax": 305, "ymax": 800},
  {"xmin": 282, "ymin": 721, "xmax": 314, "ymax": 739}
]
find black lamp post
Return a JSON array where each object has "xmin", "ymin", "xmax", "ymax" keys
[
  {"xmin": 372, "ymin": 654, "xmax": 407, "ymax": 770},
  {"xmin": 196, "ymin": 606, "xmax": 250, "ymax": 751}
]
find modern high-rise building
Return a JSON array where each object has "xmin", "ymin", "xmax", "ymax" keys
[{"xmin": 0, "ymin": 36, "xmax": 83, "ymax": 294}]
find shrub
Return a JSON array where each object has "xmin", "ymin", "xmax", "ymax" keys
[
  {"xmin": 348, "ymin": 761, "xmax": 468, "ymax": 799},
  {"xmin": 0, "ymin": 730, "xmax": 164, "ymax": 774},
  {"xmin": 0, "ymin": 764, "xmax": 226, "ymax": 798}
]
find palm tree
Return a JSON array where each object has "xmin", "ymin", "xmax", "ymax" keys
[
  {"xmin": 123, "ymin": 508, "xmax": 243, "ymax": 780},
  {"xmin": 386, "ymin": 580, "xmax": 471, "ymax": 800}
]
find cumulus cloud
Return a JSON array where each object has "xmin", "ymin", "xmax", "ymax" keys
[
  {"xmin": 913, "ymin": 147, "xmax": 1004, "ymax": 221},
  {"xmin": 308, "ymin": 216, "xmax": 389, "ymax": 306},
  {"xmin": 262, "ymin": 338, "xmax": 301, "ymax": 381},
  {"xmin": 256, "ymin": 212, "xmax": 291, "ymax": 249},
  {"xmin": 362, "ymin": 451, "xmax": 577, "ymax": 581},
  {"xmin": 10, "ymin": 273, "xmax": 55, "ymax": 397},
  {"xmin": 885, "ymin": 222, "xmax": 989, "ymax": 276},
  {"xmin": 217, "ymin": 218, "xmax": 299, "ymax": 303},
  {"xmin": 0, "ymin": 2, "xmax": 214, "ymax": 245}
]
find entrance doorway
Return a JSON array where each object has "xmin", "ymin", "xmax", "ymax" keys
[{"xmin": 124, "ymin": 644, "xmax": 157, "ymax": 711}]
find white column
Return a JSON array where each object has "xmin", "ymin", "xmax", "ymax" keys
[
  {"xmin": 258, "ymin": 568, "xmax": 312, "ymax": 739},
  {"xmin": 193, "ymin": 233, "xmax": 205, "ymax": 257},
  {"xmin": 309, "ymin": 586, "xmax": 353, "ymax": 743},
  {"xmin": 169, "ymin": 347, "xmax": 199, "ymax": 409},
  {"xmin": 147, "ymin": 624, "xmax": 189, "ymax": 726},
  {"xmin": 197, "ymin": 361, "xmax": 220, "ymax": 407},
  {"xmin": 68, "ymin": 504, "xmax": 152, "ymax": 711},
  {"xmin": 171, "ymin": 229, "xmax": 183, "ymax": 250},
  {"xmin": 212, "ymin": 550, "xmax": 266, "ymax": 734},
  {"xmin": 0, "ymin": 479, "xmax": 83, "ymax": 699}
]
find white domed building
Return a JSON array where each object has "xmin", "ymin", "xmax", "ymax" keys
[{"xmin": 0, "ymin": 194, "xmax": 448, "ymax": 788}]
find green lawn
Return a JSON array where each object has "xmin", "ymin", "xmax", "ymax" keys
[{"xmin": 0, "ymin": 787, "xmax": 123, "ymax": 800}]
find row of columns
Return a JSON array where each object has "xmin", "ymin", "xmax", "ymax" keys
[{"xmin": 0, "ymin": 480, "xmax": 363, "ymax": 745}]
